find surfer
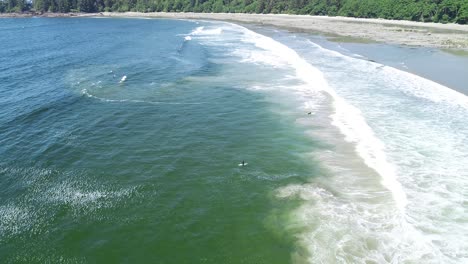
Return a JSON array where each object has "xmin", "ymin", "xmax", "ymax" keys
[{"xmin": 308, "ymin": 112, "xmax": 312, "ymax": 115}]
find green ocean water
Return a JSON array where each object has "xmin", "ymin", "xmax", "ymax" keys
[
  {"xmin": 2, "ymin": 17, "xmax": 468, "ymax": 264},
  {"xmin": 0, "ymin": 18, "xmax": 323, "ymax": 263}
]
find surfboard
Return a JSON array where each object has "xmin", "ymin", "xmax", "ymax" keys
[{"xmin": 238, "ymin": 163, "xmax": 248, "ymax": 167}]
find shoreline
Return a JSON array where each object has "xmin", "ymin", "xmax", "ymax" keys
[
  {"xmin": 106, "ymin": 12, "xmax": 468, "ymax": 50},
  {"xmin": 0, "ymin": 12, "xmax": 96, "ymax": 18},
  {"xmin": 2, "ymin": 11, "xmax": 468, "ymax": 49}
]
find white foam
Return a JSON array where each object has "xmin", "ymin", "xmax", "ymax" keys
[
  {"xmin": 0, "ymin": 205, "xmax": 35, "ymax": 238},
  {"xmin": 184, "ymin": 36, "xmax": 192, "ymax": 41},
  {"xmin": 191, "ymin": 22, "xmax": 457, "ymax": 262},
  {"xmin": 305, "ymin": 39, "xmax": 468, "ymax": 110},
  {"xmin": 190, "ymin": 26, "xmax": 204, "ymax": 35},
  {"xmin": 294, "ymin": 37, "xmax": 468, "ymax": 262},
  {"xmin": 383, "ymin": 66, "xmax": 468, "ymax": 109},
  {"xmin": 276, "ymin": 183, "xmax": 442, "ymax": 263},
  {"xmin": 330, "ymin": 97, "xmax": 408, "ymax": 209},
  {"xmin": 0, "ymin": 166, "xmax": 143, "ymax": 240},
  {"xmin": 190, "ymin": 26, "xmax": 223, "ymax": 36},
  {"xmin": 81, "ymin": 88, "xmax": 203, "ymax": 105},
  {"xmin": 174, "ymin": 21, "xmax": 468, "ymax": 262},
  {"xmin": 41, "ymin": 181, "xmax": 137, "ymax": 212},
  {"xmin": 229, "ymin": 24, "xmax": 407, "ymax": 210}
]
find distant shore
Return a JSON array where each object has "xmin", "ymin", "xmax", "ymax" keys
[
  {"xmin": 3, "ymin": 11, "xmax": 468, "ymax": 49},
  {"xmin": 0, "ymin": 12, "xmax": 95, "ymax": 18}
]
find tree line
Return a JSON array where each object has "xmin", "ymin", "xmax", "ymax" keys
[{"xmin": 1, "ymin": 0, "xmax": 467, "ymax": 24}]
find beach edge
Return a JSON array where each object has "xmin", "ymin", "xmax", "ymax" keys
[{"xmin": 2, "ymin": 11, "xmax": 468, "ymax": 49}]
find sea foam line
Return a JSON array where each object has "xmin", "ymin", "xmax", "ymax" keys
[
  {"xmin": 230, "ymin": 23, "xmax": 408, "ymax": 210},
  {"xmin": 81, "ymin": 89, "xmax": 203, "ymax": 105},
  {"xmin": 190, "ymin": 26, "xmax": 223, "ymax": 36}
]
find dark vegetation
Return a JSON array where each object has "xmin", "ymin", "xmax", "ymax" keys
[{"xmin": 1, "ymin": 0, "xmax": 467, "ymax": 24}]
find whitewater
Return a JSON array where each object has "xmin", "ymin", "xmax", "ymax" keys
[{"xmin": 190, "ymin": 22, "xmax": 468, "ymax": 263}]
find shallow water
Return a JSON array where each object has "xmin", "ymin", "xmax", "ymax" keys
[
  {"xmin": 324, "ymin": 40, "xmax": 468, "ymax": 95},
  {"xmin": 1, "ymin": 18, "xmax": 467, "ymax": 263}
]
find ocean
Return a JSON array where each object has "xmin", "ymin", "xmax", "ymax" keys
[{"xmin": 0, "ymin": 17, "xmax": 467, "ymax": 263}]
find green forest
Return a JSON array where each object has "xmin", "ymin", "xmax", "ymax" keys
[{"xmin": 1, "ymin": 0, "xmax": 467, "ymax": 24}]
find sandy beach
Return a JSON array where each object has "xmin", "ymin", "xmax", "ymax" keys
[{"xmin": 97, "ymin": 12, "xmax": 468, "ymax": 49}]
